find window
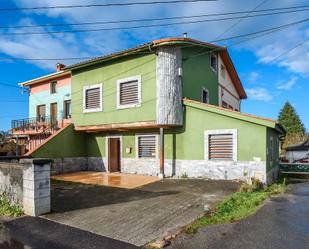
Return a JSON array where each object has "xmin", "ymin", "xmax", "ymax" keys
[
  {"xmin": 37, "ymin": 105, "xmax": 46, "ymax": 122},
  {"xmin": 117, "ymin": 76, "xmax": 141, "ymax": 109},
  {"xmin": 221, "ymin": 64, "xmax": 226, "ymax": 79},
  {"xmin": 210, "ymin": 53, "xmax": 218, "ymax": 72},
  {"xmin": 202, "ymin": 88, "xmax": 209, "ymax": 104},
  {"xmin": 137, "ymin": 135, "xmax": 157, "ymax": 158},
  {"xmin": 83, "ymin": 84, "xmax": 102, "ymax": 113},
  {"xmin": 205, "ymin": 129, "xmax": 237, "ymax": 161},
  {"xmin": 50, "ymin": 81, "xmax": 57, "ymax": 94},
  {"xmin": 64, "ymin": 100, "xmax": 71, "ymax": 119}
]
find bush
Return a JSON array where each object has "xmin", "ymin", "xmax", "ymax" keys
[{"xmin": 0, "ymin": 194, "xmax": 23, "ymax": 217}]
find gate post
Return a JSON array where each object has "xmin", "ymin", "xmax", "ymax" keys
[{"xmin": 22, "ymin": 159, "xmax": 51, "ymax": 216}]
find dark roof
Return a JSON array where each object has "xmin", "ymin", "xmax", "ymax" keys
[
  {"xmin": 65, "ymin": 37, "xmax": 247, "ymax": 99},
  {"xmin": 286, "ymin": 139, "xmax": 309, "ymax": 151}
]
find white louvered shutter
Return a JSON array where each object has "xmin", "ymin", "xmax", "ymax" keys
[
  {"xmin": 209, "ymin": 133, "xmax": 233, "ymax": 160},
  {"xmin": 85, "ymin": 87, "xmax": 101, "ymax": 110},
  {"xmin": 138, "ymin": 136, "xmax": 156, "ymax": 158},
  {"xmin": 120, "ymin": 80, "xmax": 138, "ymax": 106}
]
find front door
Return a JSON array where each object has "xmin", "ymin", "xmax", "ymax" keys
[
  {"xmin": 108, "ymin": 138, "xmax": 121, "ymax": 172},
  {"xmin": 50, "ymin": 103, "xmax": 58, "ymax": 126}
]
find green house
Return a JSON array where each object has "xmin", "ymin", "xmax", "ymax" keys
[{"xmin": 29, "ymin": 37, "xmax": 285, "ymax": 184}]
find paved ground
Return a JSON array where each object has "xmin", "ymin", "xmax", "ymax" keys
[
  {"xmin": 0, "ymin": 216, "xmax": 138, "ymax": 249},
  {"xmin": 44, "ymin": 179, "xmax": 239, "ymax": 246},
  {"xmin": 52, "ymin": 172, "xmax": 159, "ymax": 189},
  {"xmin": 168, "ymin": 182, "xmax": 309, "ymax": 249}
]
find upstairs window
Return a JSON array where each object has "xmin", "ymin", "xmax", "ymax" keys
[
  {"xmin": 137, "ymin": 135, "xmax": 157, "ymax": 158},
  {"xmin": 202, "ymin": 88, "xmax": 209, "ymax": 104},
  {"xmin": 117, "ymin": 76, "xmax": 141, "ymax": 109},
  {"xmin": 50, "ymin": 81, "xmax": 57, "ymax": 94},
  {"xmin": 210, "ymin": 53, "xmax": 218, "ymax": 72},
  {"xmin": 205, "ymin": 129, "xmax": 237, "ymax": 161},
  {"xmin": 83, "ymin": 84, "xmax": 102, "ymax": 113}
]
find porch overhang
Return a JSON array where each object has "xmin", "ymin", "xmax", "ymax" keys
[{"xmin": 74, "ymin": 121, "xmax": 180, "ymax": 133}]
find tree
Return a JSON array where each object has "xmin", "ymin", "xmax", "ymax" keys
[{"xmin": 278, "ymin": 101, "xmax": 306, "ymax": 148}]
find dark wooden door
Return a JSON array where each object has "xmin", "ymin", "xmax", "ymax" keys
[
  {"xmin": 50, "ymin": 103, "xmax": 58, "ymax": 124},
  {"xmin": 108, "ymin": 138, "xmax": 121, "ymax": 172},
  {"xmin": 37, "ymin": 105, "xmax": 46, "ymax": 121}
]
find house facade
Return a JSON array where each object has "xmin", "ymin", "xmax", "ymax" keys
[
  {"xmin": 11, "ymin": 63, "xmax": 72, "ymax": 154},
  {"xmin": 18, "ymin": 38, "xmax": 285, "ymax": 184}
]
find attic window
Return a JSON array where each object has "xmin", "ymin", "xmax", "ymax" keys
[
  {"xmin": 50, "ymin": 81, "xmax": 57, "ymax": 94},
  {"xmin": 210, "ymin": 53, "xmax": 218, "ymax": 72},
  {"xmin": 117, "ymin": 76, "xmax": 141, "ymax": 109},
  {"xmin": 83, "ymin": 84, "xmax": 102, "ymax": 113}
]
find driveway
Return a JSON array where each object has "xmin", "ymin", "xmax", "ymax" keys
[
  {"xmin": 44, "ymin": 179, "xmax": 239, "ymax": 246},
  {"xmin": 168, "ymin": 182, "xmax": 309, "ymax": 249}
]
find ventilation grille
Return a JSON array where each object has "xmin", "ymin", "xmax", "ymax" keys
[
  {"xmin": 138, "ymin": 136, "xmax": 156, "ymax": 158},
  {"xmin": 209, "ymin": 134, "xmax": 233, "ymax": 160}
]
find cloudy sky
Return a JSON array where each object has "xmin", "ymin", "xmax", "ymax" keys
[{"xmin": 1, "ymin": 0, "xmax": 309, "ymax": 130}]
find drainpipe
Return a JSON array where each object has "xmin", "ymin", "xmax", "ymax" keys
[{"xmin": 159, "ymin": 127, "xmax": 165, "ymax": 179}]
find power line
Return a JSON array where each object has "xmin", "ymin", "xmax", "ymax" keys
[
  {"xmin": 0, "ymin": 82, "xmax": 22, "ymax": 89},
  {"xmin": 0, "ymin": 0, "xmax": 216, "ymax": 12},
  {"xmin": 2, "ymin": 6, "xmax": 309, "ymax": 30},
  {"xmin": 214, "ymin": 0, "xmax": 270, "ymax": 40}
]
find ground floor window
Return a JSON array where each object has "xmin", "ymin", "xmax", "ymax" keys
[
  {"xmin": 205, "ymin": 129, "xmax": 237, "ymax": 161},
  {"xmin": 136, "ymin": 135, "xmax": 157, "ymax": 158}
]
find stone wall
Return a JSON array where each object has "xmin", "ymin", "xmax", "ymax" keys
[
  {"xmin": 121, "ymin": 158, "xmax": 267, "ymax": 183},
  {"xmin": 0, "ymin": 159, "xmax": 51, "ymax": 217},
  {"xmin": 51, "ymin": 157, "xmax": 88, "ymax": 175}
]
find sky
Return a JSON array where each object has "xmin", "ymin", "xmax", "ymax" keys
[{"xmin": 0, "ymin": 0, "xmax": 308, "ymax": 131}]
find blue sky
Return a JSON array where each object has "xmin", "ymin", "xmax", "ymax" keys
[{"xmin": 0, "ymin": 0, "xmax": 308, "ymax": 131}]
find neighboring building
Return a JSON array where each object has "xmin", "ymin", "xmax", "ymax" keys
[
  {"xmin": 11, "ymin": 63, "xmax": 72, "ymax": 154},
  {"xmin": 284, "ymin": 139, "xmax": 309, "ymax": 163},
  {"xmin": 16, "ymin": 37, "xmax": 285, "ymax": 184}
]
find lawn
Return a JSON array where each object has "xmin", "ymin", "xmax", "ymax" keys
[{"xmin": 186, "ymin": 179, "xmax": 286, "ymax": 234}]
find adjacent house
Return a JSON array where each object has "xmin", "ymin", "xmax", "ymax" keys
[
  {"xmin": 284, "ymin": 138, "xmax": 309, "ymax": 163},
  {"xmin": 11, "ymin": 63, "xmax": 72, "ymax": 154},
  {"xmin": 12, "ymin": 37, "xmax": 285, "ymax": 184}
]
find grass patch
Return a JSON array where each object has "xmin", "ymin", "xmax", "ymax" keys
[
  {"xmin": 186, "ymin": 179, "xmax": 286, "ymax": 234},
  {"xmin": 0, "ymin": 194, "xmax": 23, "ymax": 217}
]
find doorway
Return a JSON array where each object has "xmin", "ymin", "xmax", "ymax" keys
[{"xmin": 108, "ymin": 137, "xmax": 121, "ymax": 173}]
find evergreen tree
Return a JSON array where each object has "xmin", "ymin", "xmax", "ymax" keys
[{"xmin": 278, "ymin": 101, "xmax": 306, "ymax": 147}]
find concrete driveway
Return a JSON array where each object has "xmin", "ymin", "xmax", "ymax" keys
[
  {"xmin": 168, "ymin": 182, "xmax": 309, "ymax": 249},
  {"xmin": 44, "ymin": 179, "xmax": 239, "ymax": 246}
]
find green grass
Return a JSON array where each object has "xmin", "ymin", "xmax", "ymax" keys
[
  {"xmin": 0, "ymin": 194, "xmax": 23, "ymax": 217},
  {"xmin": 186, "ymin": 179, "xmax": 286, "ymax": 234}
]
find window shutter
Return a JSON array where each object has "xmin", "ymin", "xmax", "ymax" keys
[
  {"xmin": 85, "ymin": 87, "xmax": 101, "ymax": 109},
  {"xmin": 120, "ymin": 80, "xmax": 138, "ymax": 105},
  {"xmin": 209, "ymin": 134, "xmax": 233, "ymax": 160},
  {"xmin": 138, "ymin": 136, "xmax": 156, "ymax": 158}
]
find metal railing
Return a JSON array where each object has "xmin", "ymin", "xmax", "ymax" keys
[{"xmin": 11, "ymin": 116, "xmax": 58, "ymax": 132}]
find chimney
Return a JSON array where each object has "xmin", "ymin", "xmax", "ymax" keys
[
  {"xmin": 183, "ymin": 32, "xmax": 188, "ymax": 38},
  {"xmin": 56, "ymin": 63, "xmax": 66, "ymax": 72}
]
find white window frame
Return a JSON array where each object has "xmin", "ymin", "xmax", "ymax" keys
[
  {"xmin": 135, "ymin": 133, "xmax": 158, "ymax": 159},
  {"xmin": 201, "ymin": 87, "xmax": 209, "ymax": 104},
  {"xmin": 210, "ymin": 52, "xmax": 218, "ymax": 73},
  {"xmin": 117, "ymin": 75, "xmax": 142, "ymax": 109},
  {"xmin": 204, "ymin": 129, "xmax": 238, "ymax": 161},
  {"xmin": 83, "ymin": 83, "xmax": 103, "ymax": 113}
]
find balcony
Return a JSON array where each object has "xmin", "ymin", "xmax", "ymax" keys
[{"xmin": 11, "ymin": 116, "xmax": 71, "ymax": 135}]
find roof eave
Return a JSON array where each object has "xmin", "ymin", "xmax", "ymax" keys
[{"xmin": 19, "ymin": 70, "xmax": 70, "ymax": 87}]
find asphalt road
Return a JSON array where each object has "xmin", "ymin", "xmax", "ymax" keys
[
  {"xmin": 168, "ymin": 182, "xmax": 309, "ymax": 249},
  {"xmin": 0, "ymin": 216, "xmax": 139, "ymax": 249}
]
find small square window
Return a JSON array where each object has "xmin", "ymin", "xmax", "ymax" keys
[
  {"xmin": 50, "ymin": 81, "xmax": 57, "ymax": 94},
  {"xmin": 117, "ymin": 76, "xmax": 141, "ymax": 109},
  {"xmin": 210, "ymin": 53, "xmax": 218, "ymax": 72},
  {"xmin": 83, "ymin": 84, "xmax": 102, "ymax": 113},
  {"xmin": 137, "ymin": 135, "xmax": 156, "ymax": 158}
]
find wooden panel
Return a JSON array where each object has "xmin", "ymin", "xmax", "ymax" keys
[{"xmin": 108, "ymin": 138, "xmax": 121, "ymax": 173}]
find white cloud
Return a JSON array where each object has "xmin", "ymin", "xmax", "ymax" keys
[
  {"xmin": 248, "ymin": 72, "xmax": 259, "ymax": 83},
  {"xmin": 247, "ymin": 87, "xmax": 272, "ymax": 102},
  {"xmin": 276, "ymin": 76, "xmax": 298, "ymax": 90}
]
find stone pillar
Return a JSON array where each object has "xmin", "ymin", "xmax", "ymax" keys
[{"xmin": 22, "ymin": 159, "xmax": 51, "ymax": 217}]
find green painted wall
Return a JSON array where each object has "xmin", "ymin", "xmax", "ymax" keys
[
  {"xmin": 266, "ymin": 128, "xmax": 280, "ymax": 171},
  {"xmin": 86, "ymin": 134, "xmax": 106, "ymax": 157},
  {"xmin": 71, "ymin": 54, "xmax": 157, "ymax": 126},
  {"xmin": 31, "ymin": 124, "xmax": 87, "ymax": 158},
  {"xmin": 182, "ymin": 47, "xmax": 219, "ymax": 105}
]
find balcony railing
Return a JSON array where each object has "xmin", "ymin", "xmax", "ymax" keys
[{"xmin": 11, "ymin": 116, "xmax": 59, "ymax": 133}]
